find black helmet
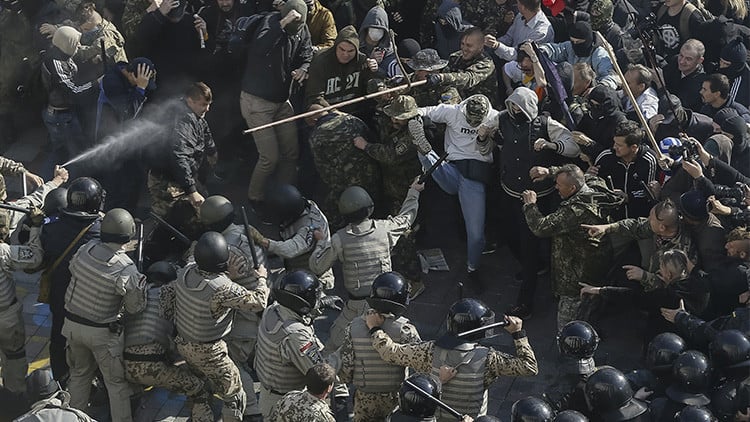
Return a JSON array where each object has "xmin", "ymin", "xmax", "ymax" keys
[
  {"xmin": 646, "ymin": 332, "xmax": 686, "ymax": 372},
  {"xmin": 624, "ymin": 369, "xmax": 658, "ymax": 393},
  {"xmin": 42, "ymin": 187, "xmax": 67, "ymax": 215},
  {"xmin": 674, "ymin": 406, "xmax": 717, "ymax": 422},
  {"xmin": 100, "ymin": 208, "xmax": 136, "ymax": 243},
  {"xmin": 65, "ymin": 177, "xmax": 103, "ymax": 216},
  {"xmin": 274, "ymin": 270, "xmax": 320, "ymax": 316},
  {"xmin": 710, "ymin": 381, "xmax": 737, "ymax": 421},
  {"xmin": 199, "ymin": 195, "xmax": 234, "ymax": 232},
  {"xmin": 476, "ymin": 417, "xmax": 503, "ymax": 422},
  {"xmin": 266, "ymin": 184, "xmax": 307, "ymax": 226},
  {"xmin": 557, "ymin": 320, "xmax": 600, "ymax": 359},
  {"xmin": 338, "ymin": 186, "xmax": 374, "ymax": 223},
  {"xmin": 366, "ymin": 271, "xmax": 410, "ymax": 316},
  {"xmin": 666, "ymin": 351, "xmax": 712, "ymax": 406},
  {"xmin": 511, "ymin": 396, "xmax": 554, "ymax": 421},
  {"xmin": 26, "ymin": 368, "xmax": 60, "ymax": 403},
  {"xmin": 446, "ymin": 298, "xmax": 495, "ymax": 340},
  {"xmin": 709, "ymin": 330, "xmax": 750, "ymax": 369},
  {"xmin": 554, "ymin": 410, "xmax": 588, "ymax": 422},
  {"xmin": 584, "ymin": 366, "xmax": 648, "ymax": 421},
  {"xmin": 146, "ymin": 261, "xmax": 178, "ymax": 286},
  {"xmin": 194, "ymin": 231, "xmax": 229, "ymax": 273},
  {"xmin": 398, "ymin": 373, "xmax": 441, "ymax": 418}
]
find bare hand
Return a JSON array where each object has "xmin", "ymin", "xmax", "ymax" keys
[
  {"xmin": 280, "ymin": 9, "xmax": 302, "ymax": 29},
  {"xmin": 24, "ymin": 171, "xmax": 44, "ymax": 189},
  {"xmin": 648, "ymin": 114, "xmax": 665, "ymax": 133},
  {"xmin": 739, "ymin": 290, "xmax": 750, "ymax": 304},
  {"xmin": 572, "ymin": 131, "xmax": 593, "ymax": 146},
  {"xmin": 634, "ymin": 387, "xmax": 654, "ymax": 400},
  {"xmin": 194, "ymin": 14, "xmax": 206, "ymax": 34},
  {"xmin": 622, "ymin": 265, "xmax": 645, "ymax": 281},
  {"xmin": 529, "ymin": 166, "xmax": 550, "ymax": 182},
  {"xmin": 521, "ymin": 190, "xmax": 537, "ymax": 205},
  {"xmin": 410, "ymin": 177, "xmax": 426, "ymax": 192},
  {"xmin": 135, "ymin": 63, "xmax": 155, "ymax": 89},
  {"xmin": 366, "ymin": 58, "xmax": 378, "ymax": 72},
  {"xmin": 483, "ymin": 34, "xmax": 500, "ymax": 49},
  {"xmin": 438, "ymin": 365, "xmax": 457, "ymax": 383},
  {"xmin": 365, "ymin": 309, "xmax": 385, "ymax": 329},
  {"xmin": 313, "ymin": 229, "xmax": 326, "ymax": 241},
  {"xmin": 660, "ymin": 299, "xmax": 685, "ymax": 323},
  {"xmin": 461, "ymin": 416, "xmax": 474, "ymax": 422},
  {"xmin": 647, "ymin": 181, "xmax": 661, "ymax": 199},
  {"xmin": 534, "ymin": 138, "xmax": 552, "ymax": 151},
  {"xmin": 52, "ymin": 165, "xmax": 69, "ymax": 185},
  {"xmin": 159, "ymin": 0, "xmax": 178, "ymax": 16},
  {"xmin": 708, "ymin": 195, "xmax": 732, "ymax": 216},
  {"xmin": 519, "ymin": 42, "xmax": 536, "ymax": 58},
  {"xmin": 291, "ymin": 68, "xmax": 307, "ymax": 82},
  {"xmin": 586, "ymin": 165, "xmax": 599, "ymax": 176},
  {"xmin": 39, "ymin": 23, "xmax": 57, "ymax": 38},
  {"xmin": 207, "ymin": 153, "xmax": 218, "ymax": 166},
  {"xmin": 658, "ymin": 155, "xmax": 674, "ymax": 170},
  {"xmin": 579, "ymin": 282, "xmax": 601, "ymax": 298},
  {"xmin": 681, "ymin": 159, "xmax": 703, "ymax": 179},
  {"xmin": 254, "ymin": 263, "xmax": 268, "ymax": 279},
  {"xmin": 504, "ymin": 315, "xmax": 523, "ymax": 333},
  {"xmin": 737, "ymin": 408, "xmax": 750, "ymax": 422},
  {"xmin": 353, "ymin": 136, "xmax": 368, "ymax": 150},
  {"xmin": 187, "ymin": 191, "xmax": 204, "ymax": 208},
  {"xmin": 581, "ymin": 224, "xmax": 607, "ymax": 238},
  {"xmin": 477, "ymin": 125, "xmax": 495, "ymax": 140}
]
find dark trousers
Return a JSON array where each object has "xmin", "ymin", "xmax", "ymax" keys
[{"xmin": 49, "ymin": 282, "xmax": 69, "ymax": 382}]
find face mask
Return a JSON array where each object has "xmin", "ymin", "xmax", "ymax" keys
[
  {"xmin": 512, "ymin": 110, "xmax": 529, "ymax": 123},
  {"xmin": 368, "ymin": 28, "xmax": 385, "ymax": 42},
  {"xmin": 571, "ymin": 40, "xmax": 594, "ymax": 58}
]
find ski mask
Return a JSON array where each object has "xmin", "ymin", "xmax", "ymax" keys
[
  {"xmin": 368, "ymin": 27, "xmax": 385, "ymax": 42},
  {"xmin": 569, "ymin": 21, "xmax": 594, "ymax": 58},
  {"xmin": 281, "ymin": 0, "xmax": 308, "ymax": 34},
  {"xmin": 463, "ymin": 94, "xmax": 491, "ymax": 127},
  {"xmin": 590, "ymin": 0, "xmax": 614, "ymax": 31}
]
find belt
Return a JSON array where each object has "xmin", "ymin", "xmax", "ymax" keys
[
  {"xmin": 47, "ymin": 105, "xmax": 71, "ymax": 113},
  {"xmin": 262, "ymin": 385, "xmax": 287, "ymax": 396},
  {"xmin": 123, "ymin": 352, "xmax": 167, "ymax": 362},
  {"xmin": 66, "ymin": 312, "xmax": 111, "ymax": 328},
  {"xmin": 347, "ymin": 293, "xmax": 368, "ymax": 301},
  {"xmin": 0, "ymin": 297, "xmax": 18, "ymax": 313}
]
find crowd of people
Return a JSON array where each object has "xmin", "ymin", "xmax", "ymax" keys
[{"xmin": 0, "ymin": 0, "xmax": 749, "ymax": 420}]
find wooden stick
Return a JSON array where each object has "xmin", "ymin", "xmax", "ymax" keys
[
  {"xmin": 594, "ymin": 32, "xmax": 663, "ymax": 159},
  {"xmin": 242, "ymin": 79, "xmax": 428, "ymax": 135}
]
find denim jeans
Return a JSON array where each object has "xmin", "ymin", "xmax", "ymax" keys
[
  {"xmin": 419, "ymin": 151, "xmax": 486, "ymax": 271},
  {"xmin": 41, "ymin": 108, "xmax": 88, "ymax": 179}
]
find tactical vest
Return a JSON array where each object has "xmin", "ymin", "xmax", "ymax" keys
[
  {"xmin": 350, "ymin": 316, "xmax": 409, "ymax": 392},
  {"xmin": 255, "ymin": 303, "xmax": 312, "ymax": 393},
  {"xmin": 174, "ymin": 264, "xmax": 235, "ymax": 343},
  {"xmin": 430, "ymin": 344, "xmax": 489, "ymax": 419},
  {"xmin": 124, "ymin": 286, "xmax": 173, "ymax": 348},
  {"xmin": 223, "ymin": 224, "xmax": 266, "ymax": 340},
  {"xmin": 499, "ymin": 115, "xmax": 559, "ymax": 198},
  {"xmin": 338, "ymin": 222, "xmax": 392, "ymax": 297},
  {"xmin": 65, "ymin": 240, "xmax": 131, "ymax": 323}
]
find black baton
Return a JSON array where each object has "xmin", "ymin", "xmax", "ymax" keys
[
  {"xmin": 240, "ymin": 206, "xmax": 260, "ymax": 269},
  {"xmin": 149, "ymin": 212, "xmax": 191, "ymax": 246}
]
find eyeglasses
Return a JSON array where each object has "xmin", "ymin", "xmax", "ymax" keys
[{"xmin": 516, "ymin": 63, "xmax": 533, "ymax": 72}]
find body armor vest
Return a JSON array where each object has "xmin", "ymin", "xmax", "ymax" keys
[
  {"xmin": 350, "ymin": 316, "xmax": 409, "ymax": 392},
  {"xmin": 431, "ymin": 344, "xmax": 489, "ymax": 419},
  {"xmin": 174, "ymin": 264, "xmax": 234, "ymax": 343}
]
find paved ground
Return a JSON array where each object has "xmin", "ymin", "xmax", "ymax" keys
[{"xmin": 5, "ymin": 120, "xmax": 647, "ymax": 421}]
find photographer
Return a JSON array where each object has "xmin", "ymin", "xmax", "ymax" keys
[{"xmin": 708, "ymin": 184, "xmax": 750, "ymax": 230}]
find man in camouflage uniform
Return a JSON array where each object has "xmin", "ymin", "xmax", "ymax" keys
[
  {"xmin": 354, "ymin": 94, "xmax": 425, "ymax": 298},
  {"xmin": 307, "ymin": 108, "xmax": 381, "ymax": 230},
  {"xmin": 521, "ymin": 164, "xmax": 624, "ymax": 329},
  {"xmin": 408, "ymin": 48, "xmax": 459, "ymax": 107},
  {"xmin": 123, "ymin": 261, "xmax": 212, "ymax": 421},
  {"xmin": 339, "ymin": 272, "xmax": 421, "ymax": 421},
  {"xmin": 309, "ymin": 181, "xmax": 423, "ymax": 352},
  {"xmin": 199, "ymin": 195, "xmax": 269, "ymax": 420},
  {"xmin": 268, "ymin": 363, "xmax": 337, "ymax": 422},
  {"xmin": 120, "ymin": 0, "xmax": 151, "ymax": 40},
  {"xmin": 462, "ymin": 0, "xmax": 517, "ymax": 38},
  {"xmin": 424, "ymin": 27, "xmax": 498, "ymax": 106},
  {"xmin": 73, "ymin": 4, "xmax": 128, "ymax": 80}
]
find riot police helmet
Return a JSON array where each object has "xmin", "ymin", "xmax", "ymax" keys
[
  {"xmin": 709, "ymin": 330, "xmax": 750, "ymax": 369},
  {"xmin": 554, "ymin": 410, "xmax": 589, "ymax": 422},
  {"xmin": 199, "ymin": 195, "xmax": 234, "ymax": 232},
  {"xmin": 446, "ymin": 298, "xmax": 495, "ymax": 341},
  {"xmin": 584, "ymin": 366, "xmax": 648, "ymax": 421},
  {"xmin": 511, "ymin": 396, "xmax": 554, "ymax": 421},
  {"xmin": 194, "ymin": 231, "xmax": 229, "ymax": 273},
  {"xmin": 665, "ymin": 351, "xmax": 712, "ymax": 406},
  {"xmin": 398, "ymin": 373, "xmax": 441, "ymax": 418},
  {"xmin": 266, "ymin": 184, "xmax": 307, "ymax": 226},
  {"xmin": 366, "ymin": 271, "xmax": 410, "ymax": 316},
  {"xmin": 646, "ymin": 332, "xmax": 686, "ymax": 372},
  {"xmin": 146, "ymin": 261, "xmax": 178, "ymax": 286},
  {"xmin": 64, "ymin": 177, "xmax": 104, "ymax": 216},
  {"xmin": 674, "ymin": 406, "xmax": 717, "ymax": 422},
  {"xmin": 273, "ymin": 270, "xmax": 320, "ymax": 316},
  {"xmin": 42, "ymin": 187, "xmax": 67, "ymax": 215},
  {"xmin": 100, "ymin": 208, "xmax": 136, "ymax": 244},
  {"xmin": 338, "ymin": 186, "xmax": 374, "ymax": 224},
  {"xmin": 557, "ymin": 320, "xmax": 600, "ymax": 359}
]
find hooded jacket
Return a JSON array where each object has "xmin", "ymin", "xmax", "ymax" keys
[
  {"xmin": 435, "ymin": 1, "xmax": 472, "ymax": 59},
  {"xmin": 498, "ymin": 87, "xmax": 579, "ymax": 197},
  {"xmin": 578, "ymin": 84, "xmax": 628, "ymax": 158},
  {"xmin": 306, "ymin": 25, "xmax": 372, "ymax": 113},
  {"xmin": 307, "ymin": 0, "xmax": 337, "ymax": 50},
  {"xmin": 358, "ymin": 6, "xmax": 395, "ymax": 75}
]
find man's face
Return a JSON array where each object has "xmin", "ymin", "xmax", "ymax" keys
[
  {"xmin": 725, "ymin": 240, "xmax": 748, "ymax": 259},
  {"xmin": 555, "ymin": 174, "xmax": 577, "ymax": 199},
  {"xmin": 678, "ymin": 46, "xmax": 703, "ymax": 74},
  {"xmin": 700, "ymin": 81, "xmax": 719, "ymax": 104},
  {"xmin": 460, "ymin": 33, "xmax": 484, "ymax": 61},
  {"xmin": 613, "ymin": 136, "xmax": 637, "ymax": 160},
  {"xmin": 414, "ymin": 70, "xmax": 429, "ymax": 81},
  {"xmin": 719, "ymin": 58, "xmax": 732, "ymax": 69},
  {"xmin": 624, "ymin": 70, "xmax": 645, "ymax": 97},
  {"xmin": 336, "ymin": 41, "xmax": 357, "ymax": 64},
  {"xmin": 217, "ymin": 0, "xmax": 234, "ymax": 12},
  {"xmin": 572, "ymin": 73, "xmax": 589, "ymax": 96},
  {"xmin": 186, "ymin": 96, "xmax": 211, "ymax": 118},
  {"xmin": 518, "ymin": 58, "xmax": 534, "ymax": 76},
  {"xmin": 647, "ymin": 207, "xmax": 668, "ymax": 236}
]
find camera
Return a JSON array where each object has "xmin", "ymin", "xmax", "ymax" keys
[
  {"xmin": 668, "ymin": 138, "xmax": 700, "ymax": 162},
  {"xmin": 715, "ymin": 183, "xmax": 747, "ymax": 207}
]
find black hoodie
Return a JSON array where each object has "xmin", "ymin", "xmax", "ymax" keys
[{"xmin": 578, "ymin": 85, "xmax": 628, "ymax": 157}]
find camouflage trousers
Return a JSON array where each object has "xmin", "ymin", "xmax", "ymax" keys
[
  {"xmin": 354, "ymin": 390, "xmax": 398, "ymax": 422},
  {"xmin": 147, "ymin": 172, "xmax": 199, "ymax": 218},
  {"xmin": 0, "ymin": 301, "xmax": 27, "ymax": 393},
  {"xmin": 175, "ymin": 336, "xmax": 246, "ymax": 422},
  {"xmin": 325, "ymin": 298, "xmax": 368, "ymax": 353},
  {"xmin": 557, "ymin": 295, "xmax": 583, "ymax": 331},
  {"xmin": 225, "ymin": 337, "xmax": 260, "ymax": 416}
]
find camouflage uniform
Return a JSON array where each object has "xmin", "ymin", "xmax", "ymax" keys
[
  {"xmin": 439, "ymin": 51, "xmax": 498, "ymax": 106},
  {"xmin": 309, "ymin": 112, "xmax": 381, "ymax": 230},
  {"xmin": 461, "ymin": 0, "xmax": 517, "ymax": 37},
  {"xmin": 418, "ymin": 0, "xmax": 441, "ymax": 48},
  {"xmin": 268, "ymin": 390, "xmax": 336, "ymax": 422},
  {"xmin": 369, "ymin": 328, "xmax": 538, "ymax": 420},
  {"xmin": 146, "ymin": 173, "xmax": 200, "ymax": 220},
  {"xmin": 121, "ymin": 0, "xmax": 151, "ymax": 40},
  {"xmin": 405, "ymin": 49, "xmax": 459, "ymax": 107},
  {"xmin": 76, "ymin": 19, "xmax": 128, "ymax": 73},
  {"xmin": 523, "ymin": 174, "xmax": 624, "ymax": 329}
]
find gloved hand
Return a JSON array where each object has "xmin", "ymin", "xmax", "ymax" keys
[
  {"xmin": 320, "ymin": 294, "xmax": 344, "ymax": 311},
  {"xmin": 427, "ymin": 74, "xmax": 443, "ymax": 86},
  {"xmin": 248, "ymin": 225, "xmax": 266, "ymax": 247},
  {"xmin": 28, "ymin": 207, "xmax": 45, "ymax": 227}
]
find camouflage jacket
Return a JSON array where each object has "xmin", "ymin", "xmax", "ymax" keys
[
  {"xmin": 77, "ymin": 19, "xmax": 128, "ymax": 68},
  {"xmin": 121, "ymin": 0, "xmax": 152, "ymax": 40},
  {"xmin": 408, "ymin": 73, "xmax": 460, "ymax": 107},
  {"xmin": 365, "ymin": 117, "xmax": 422, "ymax": 188},
  {"xmin": 608, "ymin": 218, "xmax": 697, "ymax": 291},
  {"xmin": 441, "ymin": 51, "xmax": 498, "ymax": 105},
  {"xmin": 461, "ymin": 0, "xmax": 517, "ymax": 37},
  {"xmin": 523, "ymin": 175, "xmax": 624, "ymax": 297},
  {"xmin": 268, "ymin": 390, "xmax": 335, "ymax": 422},
  {"xmin": 418, "ymin": 0, "xmax": 440, "ymax": 47}
]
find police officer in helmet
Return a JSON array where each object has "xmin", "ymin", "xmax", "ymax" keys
[
  {"xmin": 546, "ymin": 321, "xmax": 601, "ymax": 413},
  {"xmin": 584, "ymin": 366, "xmax": 649, "ymax": 421},
  {"xmin": 387, "ymin": 373, "xmax": 442, "ymax": 421},
  {"xmin": 650, "ymin": 350, "xmax": 713, "ymax": 421},
  {"xmin": 511, "ymin": 396, "xmax": 555, "ymax": 421}
]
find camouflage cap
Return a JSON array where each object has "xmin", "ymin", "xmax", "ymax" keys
[
  {"xmin": 410, "ymin": 49, "xmax": 448, "ymax": 72},
  {"xmin": 462, "ymin": 94, "xmax": 491, "ymax": 126},
  {"xmin": 590, "ymin": 0, "xmax": 614, "ymax": 30},
  {"xmin": 383, "ymin": 95, "xmax": 419, "ymax": 120}
]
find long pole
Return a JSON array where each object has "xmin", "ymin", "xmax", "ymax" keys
[
  {"xmin": 403, "ymin": 380, "xmax": 463, "ymax": 420},
  {"xmin": 594, "ymin": 32, "xmax": 663, "ymax": 159},
  {"xmin": 242, "ymin": 79, "xmax": 427, "ymax": 135}
]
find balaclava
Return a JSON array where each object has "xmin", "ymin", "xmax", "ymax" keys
[
  {"xmin": 590, "ymin": 0, "xmax": 614, "ymax": 31},
  {"xmin": 569, "ymin": 21, "xmax": 594, "ymax": 58},
  {"xmin": 281, "ymin": 0, "xmax": 308, "ymax": 34},
  {"xmin": 463, "ymin": 94, "xmax": 490, "ymax": 127}
]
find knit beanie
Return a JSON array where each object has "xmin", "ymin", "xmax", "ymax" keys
[
  {"xmin": 721, "ymin": 38, "xmax": 747, "ymax": 65},
  {"xmin": 52, "ymin": 26, "xmax": 81, "ymax": 57},
  {"xmin": 714, "ymin": 107, "xmax": 747, "ymax": 141}
]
